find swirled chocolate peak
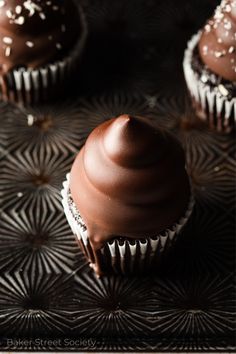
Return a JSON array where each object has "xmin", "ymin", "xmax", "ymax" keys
[
  {"xmin": 198, "ymin": 0, "xmax": 236, "ymax": 81},
  {"xmin": 70, "ymin": 115, "xmax": 191, "ymax": 250},
  {"xmin": 0, "ymin": 0, "xmax": 80, "ymax": 73}
]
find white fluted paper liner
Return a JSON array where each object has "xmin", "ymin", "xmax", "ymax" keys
[
  {"xmin": 62, "ymin": 173, "xmax": 195, "ymax": 274},
  {"xmin": 183, "ymin": 32, "xmax": 236, "ymax": 133},
  {"xmin": 0, "ymin": 4, "xmax": 87, "ymax": 105}
]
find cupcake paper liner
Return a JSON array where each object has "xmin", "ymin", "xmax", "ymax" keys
[
  {"xmin": 0, "ymin": 4, "xmax": 87, "ymax": 106},
  {"xmin": 183, "ymin": 32, "xmax": 236, "ymax": 133},
  {"xmin": 61, "ymin": 174, "xmax": 195, "ymax": 275}
]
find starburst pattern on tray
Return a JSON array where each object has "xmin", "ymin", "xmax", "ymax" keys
[
  {"xmin": 0, "ymin": 146, "xmax": 73, "ymax": 212},
  {"xmin": 73, "ymin": 270, "xmax": 154, "ymax": 337},
  {"xmin": 0, "ymin": 103, "xmax": 98, "ymax": 155},
  {"xmin": 185, "ymin": 139, "xmax": 235, "ymax": 209},
  {"xmin": 0, "ymin": 208, "xmax": 80, "ymax": 273},
  {"xmin": 163, "ymin": 205, "xmax": 235, "ymax": 275},
  {"xmin": 215, "ymin": 135, "xmax": 236, "ymax": 212},
  {"xmin": 137, "ymin": 337, "xmax": 234, "ymax": 352},
  {"xmin": 146, "ymin": 93, "xmax": 193, "ymax": 130},
  {"xmin": 147, "ymin": 94, "xmax": 236, "ymax": 210},
  {"xmin": 0, "ymin": 271, "xmax": 76, "ymax": 337},
  {"xmin": 0, "ymin": 102, "xmax": 10, "ymax": 150},
  {"xmin": 151, "ymin": 273, "xmax": 235, "ymax": 339},
  {"xmin": 0, "ymin": 0, "xmax": 234, "ymax": 350},
  {"xmin": 76, "ymin": 93, "xmax": 151, "ymax": 122},
  {"xmin": 224, "ymin": 136, "xmax": 236, "ymax": 164},
  {"xmin": 148, "ymin": 91, "xmax": 223, "ymax": 140}
]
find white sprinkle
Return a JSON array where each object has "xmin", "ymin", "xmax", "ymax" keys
[
  {"xmin": 27, "ymin": 114, "xmax": 34, "ymax": 125},
  {"xmin": 217, "ymin": 38, "xmax": 223, "ymax": 43},
  {"xmin": 23, "ymin": 0, "xmax": 42, "ymax": 16},
  {"xmin": 214, "ymin": 9, "xmax": 224, "ymax": 20},
  {"xmin": 218, "ymin": 84, "xmax": 229, "ymax": 96},
  {"xmin": 56, "ymin": 43, "xmax": 62, "ymax": 50},
  {"xmin": 48, "ymin": 35, "xmax": 53, "ymax": 40},
  {"xmin": 224, "ymin": 21, "xmax": 232, "ymax": 30},
  {"xmin": 46, "ymin": 1, "xmax": 52, "ymax": 5},
  {"xmin": 0, "ymin": 1, "xmax": 5, "ymax": 8},
  {"xmin": 39, "ymin": 12, "xmax": 46, "ymax": 20},
  {"xmin": 6, "ymin": 9, "xmax": 13, "ymax": 18},
  {"xmin": 203, "ymin": 45, "xmax": 208, "ymax": 55},
  {"xmin": 229, "ymin": 46, "xmax": 235, "ymax": 54},
  {"xmin": 14, "ymin": 16, "xmax": 25, "ymax": 25},
  {"xmin": 3, "ymin": 36, "xmax": 12, "ymax": 44},
  {"xmin": 231, "ymin": 58, "xmax": 235, "ymax": 63},
  {"xmin": 61, "ymin": 24, "xmax": 66, "ymax": 32},
  {"xmin": 205, "ymin": 24, "xmax": 211, "ymax": 32},
  {"xmin": 52, "ymin": 5, "xmax": 59, "ymax": 10},
  {"xmin": 17, "ymin": 192, "xmax": 23, "ymax": 198},
  {"xmin": 15, "ymin": 5, "xmax": 22, "ymax": 14},
  {"xmin": 214, "ymin": 166, "xmax": 220, "ymax": 172},
  {"xmin": 225, "ymin": 4, "xmax": 231, "ymax": 12},
  {"xmin": 26, "ymin": 41, "xmax": 34, "ymax": 47},
  {"xmin": 5, "ymin": 46, "xmax": 11, "ymax": 56},
  {"xmin": 215, "ymin": 51, "xmax": 224, "ymax": 58}
]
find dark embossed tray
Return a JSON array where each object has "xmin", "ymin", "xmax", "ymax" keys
[{"xmin": 0, "ymin": 0, "xmax": 235, "ymax": 351}]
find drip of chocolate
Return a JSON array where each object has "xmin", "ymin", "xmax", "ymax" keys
[
  {"xmin": 198, "ymin": 0, "xmax": 236, "ymax": 81},
  {"xmin": 0, "ymin": 0, "xmax": 80, "ymax": 73},
  {"xmin": 70, "ymin": 115, "xmax": 191, "ymax": 252}
]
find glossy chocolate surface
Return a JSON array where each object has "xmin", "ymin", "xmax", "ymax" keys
[
  {"xmin": 198, "ymin": 0, "xmax": 236, "ymax": 81},
  {"xmin": 70, "ymin": 115, "xmax": 191, "ymax": 251},
  {"xmin": 0, "ymin": 0, "xmax": 80, "ymax": 73},
  {"xmin": 192, "ymin": 46, "xmax": 236, "ymax": 99}
]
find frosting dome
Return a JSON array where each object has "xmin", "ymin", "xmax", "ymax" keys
[
  {"xmin": 70, "ymin": 115, "xmax": 191, "ymax": 250},
  {"xmin": 0, "ymin": 0, "xmax": 80, "ymax": 73},
  {"xmin": 198, "ymin": 0, "xmax": 236, "ymax": 81}
]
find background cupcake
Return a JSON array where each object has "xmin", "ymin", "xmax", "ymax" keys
[
  {"xmin": 62, "ymin": 115, "xmax": 194, "ymax": 276},
  {"xmin": 183, "ymin": 0, "xmax": 236, "ymax": 133},
  {"xmin": 0, "ymin": 0, "xmax": 87, "ymax": 105}
]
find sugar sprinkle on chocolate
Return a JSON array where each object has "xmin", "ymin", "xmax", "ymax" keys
[
  {"xmin": 26, "ymin": 41, "xmax": 34, "ymax": 48},
  {"xmin": 5, "ymin": 46, "xmax": 11, "ymax": 56},
  {"xmin": 3, "ymin": 36, "xmax": 12, "ymax": 44}
]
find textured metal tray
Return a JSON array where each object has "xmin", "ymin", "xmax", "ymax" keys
[{"xmin": 0, "ymin": 0, "xmax": 235, "ymax": 351}]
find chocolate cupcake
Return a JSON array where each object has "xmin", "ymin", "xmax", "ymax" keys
[
  {"xmin": 0, "ymin": 0, "xmax": 87, "ymax": 105},
  {"xmin": 62, "ymin": 115, "xmax": 194, "ymax": 276},
  {"xmin": 183, "ymin": 0, "xmax": 236, "ymax": 133}
]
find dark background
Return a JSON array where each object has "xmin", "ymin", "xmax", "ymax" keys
[{"xmin": 0, "ymin": 0, "xmax": 235, "ymax": 351}]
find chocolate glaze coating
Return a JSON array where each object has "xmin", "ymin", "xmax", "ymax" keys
[
  {"xmin": 198, "ymin": 0, "xmax": 236, "ymax": 81},
  {"xmin": 0, "ymin": 0, "xmax": 80, "ymax": 73},
  {"xmin": 192, "ymin": 46, "xmax": 236, "ymax": 99},
  {"xmin": 70, "ymin": 115, "xmax": 191, "ymax": 251}
]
